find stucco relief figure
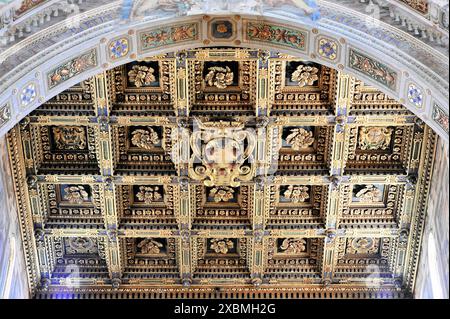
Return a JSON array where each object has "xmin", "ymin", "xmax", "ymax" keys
[
  {"xmin": 355, "ymin": 185, "xmax": 382, "ymax": 203},
  {"xmin": 349, "ymin": 237, "xmax": 378, "ymax": 254},
  {"xmin": 279, "ymin": 238, "xmax": 307, "ymax": 254},
  {"xmin": 130, "ymin": 0, "xmax": 196, "ymax": 20},
  {"xmin": 53, "ymin": 126, "xmax": 87, "ymax": 150},
  {"xmin": 286, "ymin": 128, "xmax": 315, "ymax": 150},
  {"xmin": 264, "ymin": 0, "xmax": 318, "ymax": 14},
  {"xmin": 131, "ymin": 127, "xmax": 160, "ymax": 150},
  {"xmin": 283, "ymin": 185, "xmax": 310, "ymax": 203},
  {"xmin": 358, "ymin": 127, "xmax": 393, "ymax": 151},
  {"xmin": 66, "ymin": 237, "xmax": 96, "ymax": 254},
  {"xmin": 63, "ymin": 186, "xmax": 89, "ymax": 204},
  {"xmin": 204, "ymin": 66, "xmax": 234, "ymax": 89},
  {"xmin": 137, "ymin": 238, "xmax": 163, "ymax": 254},
  {"xmin": 209, "ymin": 186, "xmax": 235, "ymax": 202},
  {"xmin": 124, "ymin": 0, "xmax": 319, "ymax": 20}
]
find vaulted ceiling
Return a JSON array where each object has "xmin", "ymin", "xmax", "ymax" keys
[{"xmin": 7, "ymin": 48, "xmax": 437, "ymax": 299}]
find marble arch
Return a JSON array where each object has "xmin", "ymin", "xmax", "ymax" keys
[{"xmin": 0, "ymin": 1, "xmax": 448, "ymax": 141}]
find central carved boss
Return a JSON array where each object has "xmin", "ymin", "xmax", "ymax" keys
[{"xmin": 188, "ymin": 121, "xmax": 256, "ymax": 187}]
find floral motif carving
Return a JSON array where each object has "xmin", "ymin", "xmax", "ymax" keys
[
  {"xmin": 137, "ymin": 238, "xmax": 163, "ymax": 254},
  {"xmin": 16, "ymin": 0, "xmax": 46, "ymax": 16},
  {"xmin": 52, "ymin": 126, "xmax": 87, "ymax": 150},
  {"xmin": 209, "ymin": 186, "xmax": 235, "ymax": 203},
  {"xmin": 204, "ymin": 66, "xmax": 234, "ymax": 89},
  {"xmin": 210, "ymin": 238, "xmax": 234, "ymax": 254},
  {"xmin": 128, "ymin": 65, "xmax": 156, "ymax": 87},
  {"xmin": 48, "ymin": 50, "xmax": 97, "ymax": 89},
  {"xmin": 291, "ymin": 65, "xmax": 319, "ymax": 87},
  {"xmin": 355, "ymin": 185, "xmax": 383, "ymax": 203},
  {"xmin": 131, "ymin": 127, "xmax": 160, "ymax": 150},
  {"xmin": 283, "ymin": 185, "xmax": 310, "ymax": 203},
  {"xmin": 358, "ymin": 127, "xmax": 393, "ymax": 151},
  {"xmin": 135, "ymin": 186, "xmax": 163, "ymax": 204},
  {"xmin": 246, "ymin": 22, "xmax": 307, "ymax": 51},
  {"xmin": 286, "ymin": 128, "xmax": 315, "ymax": 150},
  {"xmin": 63, "ymin": 186, "xmax": 89, "ymax": 204},
  {"xmin": 279, "ymin": 238, "xmax": 307, "ymax": 254},
  {"xmin": 398, "ymin": 0, "xmax": 428, "ymax": 14},
  {"xmin": 140, "ymin": 23, "xmax": 198, "ymax": 51},
  {"xmin": 432, "ymin": 104, "xmax": 449, "ymax": 134},
  {"xmin": 349, "ymin": 49, "xmax": 397, "ymax": 91}
]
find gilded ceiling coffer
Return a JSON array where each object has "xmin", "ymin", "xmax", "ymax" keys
[
  {"xmin": 5, "ymin": 48, "xmax": 438, "ymax": 299},
  {"xmin": 188, "ymin": 119, "xmax": 257, "ymax": 187}
]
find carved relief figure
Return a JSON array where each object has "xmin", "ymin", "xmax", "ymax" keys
[
  {"xmin": 128, "ymin": 65, "xmax": 157, "ymax": 87},
  {"xmin": 136, "ymin": 186, "xmax": 163, "ymax": 204},
  {"xmin": 209, "ymin": 186, "xmax": 235, "ymax": 202},
  {"xmin": 286, "ymin": 128, "xmax": 315, "ymax": 150},
  {"xmin": 279, "ymin": 238, "xmax": 307, "ymax": 254},
  {"xmin": 131, "ymin": 127, "xmax": 160, "ymax": 150},
  {"xmin": 355, "ymin": 185, "xmax": 382, "ymax": 203},
  {"xmin": 53, "ymin": 126, "xmax": 87, "ymax": 150},
  {"xmin": 204, "ymin": 66, "xmax": 234, "ymax": 89},
  {"xmin": 291, "ymin": 65, "xmax": 319, "ymax": 87},
  {"xmin": 210, "ymin": 238, "xmax": 234, "ymax": 254},
  {"xmin": 130, "ymin": 0, "xmax": 196, "ymax": 19},
  {"xmin": 137, "ymin": 238, "xmax": 163, "ymax": 254},
  {"xmin": 283, "ymin": 185, "xmax": 310, "ymax": 203},
  {"xmin": 349, "ymin": 237, "xmax": 378, "ymax": 254},
  {"xmin": 63, "ymin": 186, "xmax": 89, "ymax": 204},
  {"xmin": 358, "ymin": 127, "xmax": 393, "ymax": 150},
  {"xmin": 66, "ymin": 237, "xmax": 96, "ymax": 254}
]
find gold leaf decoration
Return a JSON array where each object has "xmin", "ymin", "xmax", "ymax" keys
[
  {"xmin": 210, "ymin": 238, "xmax": 234, "ymax": 254},
  {"xmin": 204, "ymin": 66, "xmax": 234, "ymax": 89},
  {"xmin": 283, "ymin": 185, "xmax": 310, "ymax": 203},
  {"xmin": 358, "ymin": 127, "xmax": 393, "ymax": 150},
  {"xmin": 286, "ymin": 128, "xmax": 315, "ymax": 150},
  {"xmin": 291, "ymin": 65, "xmax": 319, "ymax": 87},
  {"xmin": 280, "ymin": 238, "xmax": 307, "ymax": 254},
  {"xmin": 135, "ymin": 186, "xmax": 162, "ymax": 204},
  {"xmin": 137, "ymin": 238, "xmax": 163, "ymax": 254},
  {"xmin": 131, "ymin": 127, "xmax": 160, "ymax": 150},
  {"xmin": 128, "ymin": 65, "xmax": 156, "ymax": 87},
  {"xmin": 355, "ymin": 185, "xmax": 382, "ymax": 203},
  {"xmin": 63, "ymin": 186, "xmax": 89, "ymax": 204},
  {"xmin": 53, "ymin": 126, "xmax": 86, "ymax": 150},
  {"xmin": 209, "ymin": 186, "xmax": 235, "ymax": 203}
]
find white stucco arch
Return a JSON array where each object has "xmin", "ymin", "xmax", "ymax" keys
[{"xmin": 0, "ymin": 3, "xmax": 448, "ymax": 140}]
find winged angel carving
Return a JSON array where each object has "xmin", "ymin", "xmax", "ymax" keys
[{"xmin": 122, "ymin": 0, "xmax": 320, "ymax": 21}]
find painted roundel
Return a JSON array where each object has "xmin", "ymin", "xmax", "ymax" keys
[
  {"xmin": 19, "ymin": 82, "xmax": 38, "ymax": 107},
  {"xmin": 407, "ymin": 83, "xmax": 424, "ymax": 108},
  {"xmin": 317, "ymin": 37, "xmax": 339, "ymax": 61},
  {"xmin": 109, "ymin": 37, "xmax": 130, "ymax": 60}
]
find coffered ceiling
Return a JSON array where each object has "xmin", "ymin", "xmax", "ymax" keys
[{"xmin": 6, "ymin": 48, "xmax": 437, "ymax": 299}]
